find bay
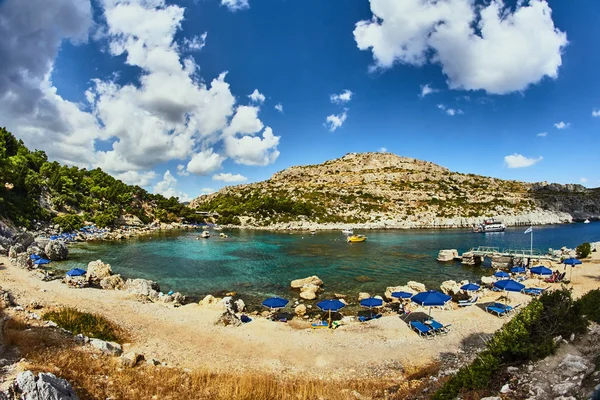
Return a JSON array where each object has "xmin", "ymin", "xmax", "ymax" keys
[{"xmin": 56, "ymin": 222, "xmax": 600, "ymax": 303}]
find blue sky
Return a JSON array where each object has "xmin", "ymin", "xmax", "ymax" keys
[{"xmin": 1, "ymin": 0, "xmax": 599, "ymax": 201}]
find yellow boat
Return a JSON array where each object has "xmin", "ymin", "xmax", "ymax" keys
[{"xmin": 347, "ymin": 235, "xmax": 367, "ymax": 243}]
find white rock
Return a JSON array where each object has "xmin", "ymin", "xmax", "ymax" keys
[
  {"xmin": 407, "ymin": 281, "xmax": 426, "ymax": 292},
  {"xmin": 437, "ymin": 249, "xmax": 458, "ymax": 262},
  {"xmin": 559, "ymin": 354, "xmax": 592, "ymax": 376},
  {"xmin": 500, "ymin": 383, "xmax": 511, "ymax": 393},
  {"xmin": 295, "ymin": 304, "xmax": 307, "ymax": 317},
  {"xmin": 358, "ymin": 292, "xmax": 370, "ymax": 301},
  {"xmin": 86, "ymin": 260, "xmax": 112, "ymax": 282},
  {"xmin": 552, "ymin": 382, "xmax": 577, "ymax": 396},
  {"xmin": 89, "ymin": 338, "xmax": 123, "ymax": 356},
  {"xmin": 291, "ymin": 275, "xmax": 323, "ymax": 289}
]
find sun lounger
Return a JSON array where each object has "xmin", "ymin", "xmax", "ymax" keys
[
  {"xmin": 311, "ymin": 321, "xmax": 329, "ymax": 329},
  {"xmin": 428, "ymin": 320, "xmax": 451, "ymax": 335},
  {"xmin": 358, "ymin": 313, "xmax": 382, "ymax": 322},
  {"xmin": 486, "ymin": 304, "xmax": 508, "ymax": 317},
  {"xmin": 409, "ymin": 320, "xmax": 434, "ymax": 338},
  {"xmin": 522, "ymin": 287, "xmax": 547, "ymax": 296},
  {"xmin": 458, "ymin": 295, "xmax": 478, "ymax": 307}
]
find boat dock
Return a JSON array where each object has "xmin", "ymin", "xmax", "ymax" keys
[{"xmin": 457, "ymin": 246, "xmax": 558, "ymax": 268}]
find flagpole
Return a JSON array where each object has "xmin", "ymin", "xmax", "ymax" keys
[{"xmin": 530, "ymin": 228, "xmax": 533, "ymax": 255}]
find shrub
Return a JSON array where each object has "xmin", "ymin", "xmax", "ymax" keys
[
  {"xmin": 53, "ymin": 214, "xmax": 84, "ymax": 232},
  {"xmin": 576, "ymin": 242, "xmax": 592, "ymax": 259},
  {"xmin": 43, "ymin": 307, "xmax": 125, "ymax": 342},
  {"xmin": 577, "ymin": 289, "xmax": 600, "ymax": 324}
]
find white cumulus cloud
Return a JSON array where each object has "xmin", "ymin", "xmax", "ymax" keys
[
  {"xmin": 437, "ymin": 104, "xmax": 462, "ymax": 116},
  {"xmin": 537, "ymin": 132, "xmax": 547, "ymax": 137},
  {"xmin": 274, "ymin": 103, "xmax": 283, "ymax": 113},
  {"xmin": 330, "ymin": 89, "xmax": 353, "ymax": 104},
  {"xmin": 186, "ymin": 149, "xmax": 225, "ymax": 175},
  {"xmin": 153, "ymin": 170, "xmax": 191, "ymax": 202},
  {"xmin": 224, "ymin": 126, "xmax": 280, "ymax": 166},
  {"xmin": 554, "ymin": 121, "xmax": 570, "ymax": 129},
  {"xmin": 200, "ymin": 188, "xmax": 216, "ymax": 195},
  {"xmin": 504, "ymin": 153, "xmax": 543, "ymax": 168},
  {"xmin": 325, "ymin": 110, "xmax": 348, "ymax": 132},
  {"xmin": 176, "ymin": 164, "xmax": 189, "ymax": 176},
  {"xmin": 378, "ymin": 147, "xmax": 387, "ymax": 153},
  {"xmin": 183, "ymin": 32, "xmax": 207, "ymax": 52},
  {"xmin": 592, "ymin": 109, "xmax": 600, "ymax": 117},
  {"xmin": 114, "ymin": 170, "xmax": 157, "ymax": 187},
  {"xmin": 221, "ymin": 0, "xmax": 249, "ymax": 12},
  {"xmin": 248, "ymin": 89, "xmax": 265, "ymax": 103},
  {"xmin": 354, "ymin": 0, "xmax": 568, "ymax": 94},
  {"xmin": 213, "ymin": 172, "xmax": 248, "ymax": 182},
  {"xmin": 419, "ymin": 84, "xmax": 437, "ymax": 98}
]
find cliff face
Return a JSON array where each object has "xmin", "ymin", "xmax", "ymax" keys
[{"xmin": 190, "ymin": 152, "xmax": 600, "ymax": 229}]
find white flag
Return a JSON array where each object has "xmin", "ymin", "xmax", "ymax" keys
[{"xmin": 524, "ymin": 226, "xmax": 533, "ymax": 235}]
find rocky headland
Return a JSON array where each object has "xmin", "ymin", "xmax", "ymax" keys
[{"xmin": 190, "ymin": 152, "xmax": 600, "ymax": 230}]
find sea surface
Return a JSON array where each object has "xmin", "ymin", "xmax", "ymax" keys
[{"xmin": 56, "ymin": 223, "xmax": 600, "ymax": 304}]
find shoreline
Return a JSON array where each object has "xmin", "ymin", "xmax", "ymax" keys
[{"xmin": 1, "ymin": 251, "xmax": 599, "ymax": 379}]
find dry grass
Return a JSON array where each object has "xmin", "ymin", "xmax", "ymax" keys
[
  {"xmin": 3, "ymin": 314, "xmax": 408, "ymax": 400},
  {"xmin": 42, "ymin": 307, "xmax": 127, "ymax": 342}
]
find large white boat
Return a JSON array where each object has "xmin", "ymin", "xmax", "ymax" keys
[
  {"xmin": 341, "ymin": 229, "xmax": 353, "ymax": 235},
  {"xmin": 473, "ymin": 218, "xmax": 506, "ymax": 233}
]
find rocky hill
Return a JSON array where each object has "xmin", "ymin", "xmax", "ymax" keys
[{"xmin": 190, "ymin": 152, "xmax": 600, "ymax": 229}]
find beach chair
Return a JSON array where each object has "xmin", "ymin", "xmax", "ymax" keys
[
  {"xmin": 428, "ymin": 320, "xmax": 451, "ymax": 335},
  {"xmin": 358, "ymin": 313, "xmax": 382, "ymax": 323},
  {"xmin": 508, "ymin": 304, "xmax": 522, "ymax": 314},
  {"xmin": 522, "ymin": 287, "xmax": 547, "ymax": 297},
  {"xmin": 409, "ymin": 321, "xmax": 434, "ymax": 338},
  {"xmin": 486, "ymin": 304, "xmax": 508, "ymax": 317},
  {"xmin": 458, "ymin": 295, "xmax": 478, "ymax": 307},
  {"xmin": 311, "ymin": 320, "xmax": 329, "ymax": 329}
]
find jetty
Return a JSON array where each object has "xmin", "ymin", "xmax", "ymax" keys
[{"xmin": 455, "ymin": 246, "xmax": 558, "ymax": 268}]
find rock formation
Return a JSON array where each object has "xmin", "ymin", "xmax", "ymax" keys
[
  {"xmin": 87, "ymin": 260, "xmax": 113, "ymax": 282},
  {"xmin": 44, "ymin": 241, "xmax": 68, "ymax": 261}
]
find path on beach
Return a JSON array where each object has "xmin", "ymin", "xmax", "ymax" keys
[{"xmin": 1, "ymin": 254, "xmax": 598, "ymax": 379}]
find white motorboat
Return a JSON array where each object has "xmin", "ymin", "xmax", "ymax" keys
[
  {"xmin": 341, "ymin": 229, "xmax": 353, "ymax": 235},
  {"xmin": 584, "ymin": 219, "xmax": 590, "ymax": 224},
  {"xmin": 199, "ymin": 230, "xmax": 211, "ymax": 238},
  {"xmin": 473, "ymin": 218, "xmax": 506, "ymax": 233}
]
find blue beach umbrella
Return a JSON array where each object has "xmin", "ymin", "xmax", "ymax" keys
[
  {"xmin": 360, "ymin": 297, "xmax": 383, "ymax": 318},
  {"xmin": 563, "ymin": 258, "xmax": 583, "ymax": 281},
  {"xmin": 261, "ymin": 297, "xmax": 289, "ymax": 310},
  {"xmin": 493, "ymin": 279, "xmax": 525, "ymax": 305},
  {"xmin": 511, "ymin": 266, "xmax": 526, "ymax": 274},
  {"xmin": 29, "ymin": 254, "xmax": 41, "ymax": 260},
  {"xmin": 530, "ymin": 266, "xmax": 552, "ymax": 276},
  {"xmin": 317, "ymin": 299, "xmax": 346, "ymax": 328},
  {"xmin": 494, "ymin": 271, "xmax": 510, "ymax": 279},
  {"xmin": 33, "ymin": 258, "xmax": 50, "ymax": 265},
  {"xmin": 460, "ymin": 283, "xmax": 480, "ymax": 292},
  {"xmin": 411, "ymin": 290, "xmax": 451, "ymax": 317},
  {"xmin": 66, "ymin": 268, "xmax": 86, "ymax": 277},
  {"xmin": 391, "ymin": 291, "xmax": 413, "ymax": 299}
]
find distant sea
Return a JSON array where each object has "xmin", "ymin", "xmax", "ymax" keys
[{"xmin": 57, "ymin": 223, "xmax": 600, "ymax": 305}]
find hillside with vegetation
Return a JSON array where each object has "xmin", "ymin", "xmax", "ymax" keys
[
  {"xmin": 191, "ymin": 152, "xmax": 600, "ymax": 229},
  {"xmin": 0, "ymin": 127, "xmax": 198, "ymax": 230}
]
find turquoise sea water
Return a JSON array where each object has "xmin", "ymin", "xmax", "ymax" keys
[{"xmin": 56, "ymin": 223, "xmax": 600, "ymax": 303}]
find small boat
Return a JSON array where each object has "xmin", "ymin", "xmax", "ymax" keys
[
  {"xmin": 199, "ymin": 231, "xmax": 211, "ymax": 239},
  {"xmin": 473, "ymin": 218, "xmax": 506, "ymax": 233},
  {"xmin": 219, "ymin": 232, "xmax": 228, "ymax": 238},
  {"xmin": 584, "ymin": 219, "xmax": 590, "ymax": 224},
  {"xmin": 341, "ymin": 229, "xmax": 353, "ymax": 235},
  {"xmin": 347, "ymin": 235, "xmax": 367, "ymax": 243},
  {"xmin": 310, "ymin": 231, "xmax": 316, "ymax": 235},
  {"xmin": 213, "ymin": 225, "xmax": 223, "ymax": 231}
]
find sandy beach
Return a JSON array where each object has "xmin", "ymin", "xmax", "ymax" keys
[{"xmin": 1, "ymin": 253, "xmax": 599, "ymax": 380}]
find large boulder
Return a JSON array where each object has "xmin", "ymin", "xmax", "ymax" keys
[
  {"xmin": 124, "ymin": 279, "xmax": 160, "ymax": 300},
  {"xmin": 14, "ymin": 370, "xmax": 79, "ymax": 399},
  {"xmin": 440, "ymin": 280, "xmax": 461, "ymax": 296},
  {"xmin": 558, "ymin": 354, "xmax": 593, "ymax": 377},
  {"xmin": 294, "ymin": 304, "xmax": 307, "ymax": 317},
  {"xmin": 16, "ymin": 253, "xmax": 29, "ymax": 268},
  {"xmin": 14, "ymin": 232, "xmax": 35, "ymax": 249},
  {"xmin": 384, "ymin": 285, "xmax": 416, "ymax": 300},
  {"xmin": 481, "ymin": 276, "xmax": 495, "ymax": 285},
  {"xmin": 87, "ymin": 260, "xmax": 112, "ymax": 282},
  {"xmin": 437, "ymin": 249, "xmax": 458, "ymax": 262},
  {"xmin": 291, "ymin": 276, "xmax": 323, "ymax": 289},
  {"xmin": 26, "ymin": 245, "xmax": 45, "ymax": 258},
  {"xmin": 89, "ymin": 338, "xmax": 123, "ymax": 356},
  {"xmin": 8, "ymin": 245, "xmax": 22, "ymax": 259},
  {"xmin": 44, "ymin": 241, "xmax": 68, "ymax": 261},
  {"xmin": 199, "ymin": 294, "xmax": 218, "ymax": 306},
  {"xmin": 100, "ymin": 274, "xmax": 125, "ymax": 290},
  {"xmin": 407, "ymin": 281, "xmax": 426, "ymax": 292},
  {"xmin": 358, "ymin": 292, "xmax": 370, "ymax": 301},
  {"xmin": 299, "ymin": 284, "xmax": 320, "ymax": 300},
  {"xmin": 34, "ymin": 236, "xmax": 51, "ymax": 249}
]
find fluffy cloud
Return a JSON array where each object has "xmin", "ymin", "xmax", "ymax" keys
[
  {"xmin": 325, "ymin": 110, "xmax": 348, "ymax": 132},
  {"xmin": 213, "ymin": 172, "xmax": 248, "ymax": 182},
  {"xmin": 354, "ymin": 0, "xmax": 568, "ymax": 94},
  {"xmin": 580, "ymin": 177, "xmax": 588, "ymax": 184},
  {"xmin": 0, "ymin": 0, "xmax": 280, "ymax": 194},
  {"xmin": 554, "ymin": 121, "xmax": 570, "ymax": 129},
  {"xmin": 186, "ymin": 149, "xmax": 225, "ymax": 175},
  {"xmin": 419, "ymin": 84, "xmax": 437, "ymax": 98},
  {"xmin": 153, "ymin": 170, "xmax": 191, "ymax": 201},
  {"xmin": 330, "ymin": 89, "xmax": 353, "ymax": 104},
  {"xmin": 176, "ymin": 164, "xmax": 189, "ymax": 176},
  {"xmin": 537, "ymin": 132, "xmax": 548, "ymax": 137},
  {"xmin": 200, "ymin": 188, "xmax": 216, "ymax": 195},
  {"xmin": 504, "ymin": 153, "xmax": 543, "ymax": 168},
  {"xmin": 224, "ymin": 127, "xmax": 280, "ymax": 166},
  {"xmin": 221, "ymin": 0, "xmax": 249, "ymax": 12},
  {"xmin": 592, "ymin": 109, "xmax": 600, "ymax": 117},
  {"xmin": 274, "ymin": 103, "xmax": 283, "ymax": 113},
  {"xmin": 378, "ymin": 147, "xmax": 387, "ymax": 153},
  {"xmin": 248, "ymin": 89, "xmax": 265, "ymax": 103},
  {"xmin": 437, "ymin": 104, "xmax": 463, "ymax": 116}
]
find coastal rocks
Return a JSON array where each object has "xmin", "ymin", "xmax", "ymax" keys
[
  {"xmin": 440, "ymin": 280, "xmax": 461, "ymax": 296},
  {"xmin": 16, "ymin": 253, "xmax": 29, "ymax": 268},
  {"xmin": 199, "ymin": 295, "xmax": 219, "ymax": 306},
  {"xmin": 295, "ymin": 304, "xmax": 307, "ymax": 317},
  {"xmin": 384, "ymin": 285, "xmax": 415, "ymax": 300},
  {"xmin": 120, "ymin": 351, "xmax": 144, "ymax": 367},
  {"xmin": 558, "ymin": 354, "xmax": 593, "ymax": 376},
  {"xmin": 481, "ymin": 276, "xmax": 495, "ymax": 285},
  {"xmin": 217, "ymin": 297, "xmax": 241, "ymax": 327},
  {"xmin": 437, "ymin": 249, "xmax": 458, "ymax": 262},
  {"xmin": 358, "ymin": 292, "xmax": 370, "ymax": 301},
  {"xmin": 290, "ymin": 275, "xmax": 323, "ymax": 289},
  {"xmin": 44, "ymin": 240, "xmax": 68, "ymax": 261},
  {"xmin": 14, "ymin": 371, "xmax": 79, "ymax": 400},
  {"xmin": 124, "ymin": 279, "xmax": 160, "ymax": 300},
  {"xmin": 407, "ymin": 281, "xmax": 426, "ymax": 292},
  {"xmin": 291, "ymin": 275, "xmax": 324, "ymax": 300},
  {"xmin": 86, "ymin": 260, "xmax": 112, "ymax": 282},
  {"xmin": 14, "ymin": 232, "xmax": 35, "ymax": 249},
  {"xmin": 89, "ymin": 338, "xmax": 123, "ymax": 356},
  {"xmin": 8, "ymin": 245, "xmax": 21, "ymax": 259},
  {"xmin": 99, "ymin": 274, "xmax": 125, "ymax": 290},
  {"xmin": 26, "ymin": 245, "xmax": 45, "ymax": 258},
  {"xmin": 234, "ymin": 299, "xmax": 245, "ymax": 312}
]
